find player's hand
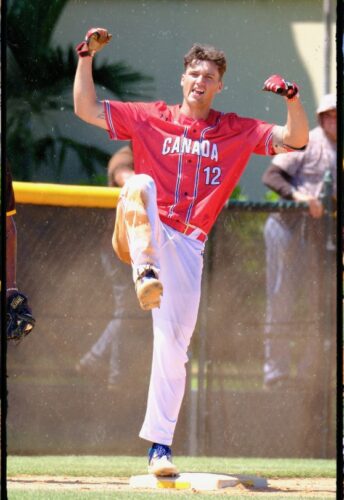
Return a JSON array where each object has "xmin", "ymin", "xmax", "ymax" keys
[
  {"xmin": 76, "ymin": 28, "xmax": 112, "ymax": 58},
  {"xmin": 308, "ymin": 198, "xmax": 324, "ymax": 218},
  {"xmin": 262, "ymin": 75, "xmax": 299, "ymax": 100}
]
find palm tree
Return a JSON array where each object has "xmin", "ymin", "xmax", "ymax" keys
[{"xmin": 6, "ymin": 0, "xmax": 153, "ymax": 182}]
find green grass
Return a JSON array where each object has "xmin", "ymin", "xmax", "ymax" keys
[
  {"xmin": 7, "ymin": 455, "xmax": 336, "ymax": 478},
  {"xmin": 7, "ymin": 456, "xmax": 336, "ymax": 500}
]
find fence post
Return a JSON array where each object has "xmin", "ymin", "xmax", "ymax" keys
[
  {"xmin": 196, "ymin": 227, "xmax": 215, "ymax": 456},
  {"xmin": 319, "ymin": 169, "xmax": 336, "ymax": 457}
]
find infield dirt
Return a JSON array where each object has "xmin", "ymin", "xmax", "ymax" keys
[{"xmin": 7, "ymin": 475, "xmax": 336, "ymax": 497}]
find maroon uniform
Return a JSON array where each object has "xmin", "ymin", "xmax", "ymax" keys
[{"xmin": 6, "ymin": 162, "xmax": 16, "ymax": 216}]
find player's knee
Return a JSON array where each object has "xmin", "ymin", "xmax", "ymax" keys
[{"xmin": 126, "ymin": 174, "xmax": 156, "ymax": 203}]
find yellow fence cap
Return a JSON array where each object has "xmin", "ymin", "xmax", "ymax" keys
[{"xmin": 13, "ymin": 182, "xmax": 120, "ymax": 208}]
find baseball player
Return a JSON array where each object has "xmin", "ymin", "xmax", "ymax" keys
[
  {"xmin": 73, "ymin": 28, "xmax": 309, "ymax": 476},
  {"xmin": 6, "ymin": 160, "xmax": 35, "ymax": 342},
  {"xmin": 262, "ymin": 94, "xmax": 337, "ymax": 389}
]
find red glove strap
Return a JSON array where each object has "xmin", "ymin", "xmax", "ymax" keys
[
  {"xmin": 76, "ymin": 41, "xmax": 92, "ymax": 58},
  {"xmin": 285, "ymin": 81, "xmax": 299, "ymax": 100},
  {"xmin": 286, "ymin": 92, "xmax": 300, "ymax": 103}
]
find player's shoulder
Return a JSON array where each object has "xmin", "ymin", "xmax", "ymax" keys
[
  {"xmin": 221, "ymin": 110, "xmax": 254, "ymax": 123},
  {"xmin": 136, "ymin": 100, "xmax": 168, "ymax": 111},
  {"xmin": 107, "ymin": 99, "xmax": 168, "ymax": 115},
  {"xmin": 220, "ymin": 111, "xmax": 267, "ymax": 131},
  {"xmin": 133, "ymin": 100, "xmax": 173, "ymax": 119}
]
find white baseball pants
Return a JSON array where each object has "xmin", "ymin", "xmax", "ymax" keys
[{"xmin": 116, "ymin": 174, "xmax": 204, "ymax": 445}]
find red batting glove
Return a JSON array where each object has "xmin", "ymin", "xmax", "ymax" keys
[{"xmin": 262, "ymin": 74, "xmax": 299, "ymax": 100}]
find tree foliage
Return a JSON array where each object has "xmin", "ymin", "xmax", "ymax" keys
[{"xmin": 7, "ymin": 0, "xmax": 153, "ymax": 182}]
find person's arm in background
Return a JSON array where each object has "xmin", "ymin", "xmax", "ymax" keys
[
  {"xmin": 108, "ymin": 144, "xmax": 134, "ymax": 187},
  {"xmin": 262, "ymin": 163, "xmax": 323, "ymax": 218},
  {"xmin": 262, "ymin": 164, "xmax": 294, "ymax": 200}
]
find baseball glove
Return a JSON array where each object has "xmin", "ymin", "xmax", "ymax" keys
[
  {"xmin": 7, "ymin": 291, "xmax": 35, "ymax": 343},
  {"xmin": 76, "ymin": 28, "xmax": 112, "ymax": 57},
  {"xmin": 262, "ymin": 74, "xmax": 299, "ymax": 100}
]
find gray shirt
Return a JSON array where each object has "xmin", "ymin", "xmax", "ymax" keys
[{"xmin": 272, "ymin": 126, "xmax": 337, "ymax": 198}]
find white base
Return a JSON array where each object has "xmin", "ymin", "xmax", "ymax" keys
[{"xmin": 130, "ymin": 472, "xmax": 267, "ymax": 491}]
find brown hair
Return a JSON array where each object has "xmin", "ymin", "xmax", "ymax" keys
[{"xmin": 184, "ymin": 44, "xmax": 227, "ymax": 79}]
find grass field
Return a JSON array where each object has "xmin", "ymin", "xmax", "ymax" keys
[{"xmin": 6, "ymin": 455, "xmax": 336, "ymax": 499}]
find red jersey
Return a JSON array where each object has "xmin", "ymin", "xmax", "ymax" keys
[{"xmin": 104, "ymin": 100, "xmax": 275, "ymax": 235}]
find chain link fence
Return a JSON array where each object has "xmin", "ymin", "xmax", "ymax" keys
[
  {"xmin": 7, "ymin": 194, "xmax": 336, "ymax": 458},
  {"xmin": 196, "ymin": 201, "xmax": 336, "ymax": 458}
]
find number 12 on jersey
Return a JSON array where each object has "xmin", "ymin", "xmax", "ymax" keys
[{"xmin": 204, "ymin": 166, "xmax": 221, "ymax": 185}]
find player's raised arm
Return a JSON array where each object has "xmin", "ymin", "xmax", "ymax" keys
[
  {"xmin": 263, "ymin": 74, "xmax": 309, "ymax": 153},
  {"xmin": 73, "ymin": 28, "xmax": 112, "ymax": 130}
]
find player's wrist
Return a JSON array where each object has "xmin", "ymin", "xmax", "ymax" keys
[
  {"xmin": 76, "ymin": 42, "xmax": 94, "ymax": 58},
  {"xmin": 76, "ymin": 28, "xmax": 112, "ymax": 58},
  {"xmin": 284, "ymin": 92, "xmax": 300, "ymax": 103}
]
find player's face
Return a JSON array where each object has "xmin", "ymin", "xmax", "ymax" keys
[
  {"xmin": 319, "ymin": 109, "xmax": 336, "ymax": 143},
  {"xmin": 181, "ymin": 60, "xmax": 223, "ymax": 108}
]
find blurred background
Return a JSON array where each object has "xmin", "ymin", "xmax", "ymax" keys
[
  {"xmin": 6, "ymin": 0, "xmax": 337, "ymax": 459},
  {"xmin": 7, "ymin": 0, "xmax": 336, "ymax": 199}
]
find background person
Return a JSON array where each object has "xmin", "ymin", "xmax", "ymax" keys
[
  {"xmin": 76, "ymin": 144, "xmax": 149, "ymax": 390},
  {"xmin": 262, "ymin": 94, "xmax": 337, "ymax": 389},
  {"xmin": 6, "ymin": 160, "xmax": 35, "ymax": 342},
  {"xmin": 107, "ymin": 144, "xmax": 134, "ymax": 187}
]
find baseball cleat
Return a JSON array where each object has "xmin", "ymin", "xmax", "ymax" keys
[
  {"xmin": 148, "ymin": 443, "xmax": 178, "ymax": 477},
  {"xmin": 135, "ymin": 268, "xmax": 163, "ymax": 310}
]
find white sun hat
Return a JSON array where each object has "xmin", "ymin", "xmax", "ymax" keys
[{"xmin": 316, "ymin": 93, "xmax": 336, "ymax": 114}]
